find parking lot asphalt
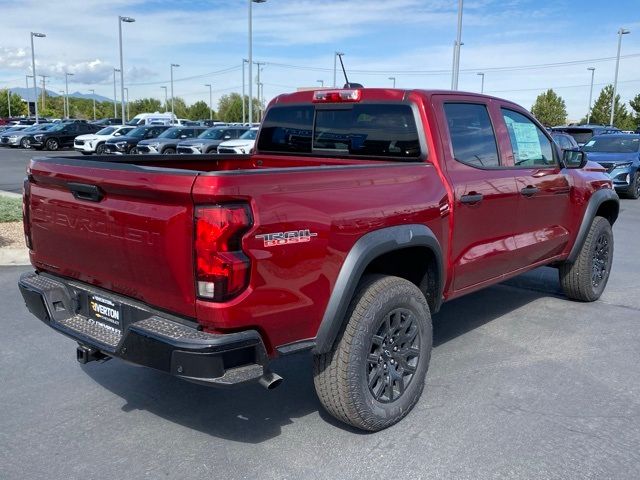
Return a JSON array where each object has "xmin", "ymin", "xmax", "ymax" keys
[
  {"xmin": 1, "ymin": 167, "xmax": 640, "ymax": 479},
  {"xmin": 0, "ymin": 147, "xmax": 80, "ymax": 193}
]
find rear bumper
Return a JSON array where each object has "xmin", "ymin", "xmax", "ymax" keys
[{"xmin": 18, "ymin": 271, "xmax": 269, "ymax": 387}]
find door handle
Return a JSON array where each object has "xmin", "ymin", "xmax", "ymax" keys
[
  {"xmin": 520, "ymin": 186, "xmax": 539, "ymax": 197},
  {"xmin": 460, "ymin": 193, "xmax": 483, "ymax": 205}
]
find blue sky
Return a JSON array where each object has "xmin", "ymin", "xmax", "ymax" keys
[{"xmin": 1, "ymin": 0, "xmax": 638, "ymax": 119}]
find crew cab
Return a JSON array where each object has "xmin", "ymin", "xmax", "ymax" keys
[{"xmin": 19, "ymin": 88, "xmax": 619, "ymax": 432}]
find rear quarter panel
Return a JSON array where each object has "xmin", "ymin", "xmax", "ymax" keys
[{"xmin": 192, "ymin": 162, "xmax": 447, "ymax": 351}]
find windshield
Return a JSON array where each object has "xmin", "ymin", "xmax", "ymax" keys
[
  {"xmin": 24, "ymin": 124, "xmax": 46, "ymax": 132},
  {"xmin": 583, "ymin": 136, "xmax": 640, "ymax": 153},
  {"xmin": 158, "ymin": 127, "xmax": 189, "ymax": 139},
  {"xmin": 96, "ymin": 127, "xmax": 117, "ymax": 135},
  {"xmin": 198, "ymin": 128, "xmax": 226, "ymax": 140},
  {"xmin": 239, "ymin": 129, "xmax": 257, "ymax": 140}
]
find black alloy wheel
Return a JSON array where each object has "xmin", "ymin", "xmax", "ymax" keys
[{"xmin": 367, "ymin": 308, "xmax": 420, "ymax": 403}]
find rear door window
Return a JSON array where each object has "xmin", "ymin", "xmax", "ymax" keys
[
  {"xmin": 258, "ymin": 104, "xmax": 421, "ymax": 160},
  {"xmin": 443, "ymin": 103, "xmax": 500, "ymax": 168}
]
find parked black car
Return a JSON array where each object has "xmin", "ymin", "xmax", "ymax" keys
[
  {"xmin": 30, "ymin": 122, "xmax": 102, "ymax": 151},
  {"xmin": 102, "ymin": 125, "xmax": 172, "ymax": 154},
  {"xmin": 551, "ymin": 124, "xmax": 621, "ymax": 147},
  {"xmin": 136, "ymin": 126, "xmax": 209, "ymax": 154}
]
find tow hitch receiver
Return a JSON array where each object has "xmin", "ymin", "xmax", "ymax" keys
[{"xmin": 76, "ymin": 345, "xmax": 109, "ymax": 364}]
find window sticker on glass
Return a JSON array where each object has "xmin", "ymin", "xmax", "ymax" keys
[{"xmin": 504, "ymin": 116, "xmax": 542, "ymax": 161}]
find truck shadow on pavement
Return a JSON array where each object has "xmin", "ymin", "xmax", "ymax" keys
[{"xmin": 82, "ymin": 267, "xmax": 563, "ymax": 442}]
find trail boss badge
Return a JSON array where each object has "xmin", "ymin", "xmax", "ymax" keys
[{"xmin": 256, "ymin": 229, "xmax": 318, "ymax": 247}]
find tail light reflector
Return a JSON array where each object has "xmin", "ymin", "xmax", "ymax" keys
[{"xmin": 195, "ymin": 204, "xmax": 252, "ymax": 301}]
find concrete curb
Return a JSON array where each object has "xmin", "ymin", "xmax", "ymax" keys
[
  {"xmin": 0, "ymin": 191, "xmax": 29, "ymax": 266},
  {"xmin": 0, "ymin": 190, "xmax": 21, "ymax": 199},
  {"xmin": 0, "ymin": 248, "xmax": 30, "ymax": 266}
]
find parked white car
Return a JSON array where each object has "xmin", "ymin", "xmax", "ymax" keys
[
  {"xmin": 127, "ymin": 112, "xmax": 178, "ymax": 126},
  {"xmin": 216, "ymin": 127, "xmax": 259, "ymax": 154},
  {"xmin": 74, "ymin": 125, "xmax": 135, "ymax": 155}
]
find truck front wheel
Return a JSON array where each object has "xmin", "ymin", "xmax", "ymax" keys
[
  {"xmin": 313, "ymin": 275, "xmax": 432, "ymax": 431},
  {"xmin": 559, "ymin": 216, "xmax": 613, "ymax": 302}
]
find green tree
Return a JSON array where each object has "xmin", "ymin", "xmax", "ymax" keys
[
  {"xmin": 129, "ymin": 98, "xmax": 163, "ymax": 117},
  {"xmin": 629, "ymin": 93, "xmax": 640, "ymax": 128},
  {"xmin": 0, "ymin": 89, "xmax": 28, "ymax": 117},
  {"xmin": 588, "ymin": 84, "xmax": 634, "ymax": 129},
  {"xmin": 530, "ymin": 89, "xmax": 567, "ymax": 126},
  {"xmin": 217, "ymin": 93, "xmax": 261, "ymax": 123},
  {"xmin": 188, "ymin": 100, "xmax": 213, "ymax": 120}
]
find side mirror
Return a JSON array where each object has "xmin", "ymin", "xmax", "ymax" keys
[
  {"xmin": 563, "ymin": 149, "xmax": 587, "ymax": 169},
  {"xmin": 114, "ymin": 132, "xmax": 121, "ymax": 136},
  {"xmin": 180, "ymin": 134, "xmax": 187, "ymax": 139},
  {"xmin": 224, "ymin": 135, "xmax": 231, "ymax": 140}
]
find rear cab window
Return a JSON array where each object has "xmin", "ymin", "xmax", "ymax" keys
[{"xmin": 257, "ymin": 103, "xmax": 422, "ymax": 161}]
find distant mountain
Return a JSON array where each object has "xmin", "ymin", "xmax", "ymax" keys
[{"xmin": 9, "ymin": 87, "xmax": 111, "ymax": 103}]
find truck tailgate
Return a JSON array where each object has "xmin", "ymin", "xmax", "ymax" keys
[{"xmin": 27, "ymin": 159, "xmax": 198, "ymax": 318}]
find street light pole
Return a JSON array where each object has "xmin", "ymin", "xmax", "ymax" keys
[
  {"xmin": 161, "ymin": 86, "xmax": 168, "ymax": 111},
  {"xmin": 59, "ymin": 91, "xmax": 66, "ymax": 118},
  {"xmin": 451, "ymin": 0, "xmax": 464, "ymax": 90},
  {"xmin": 586, "ymin": 67, "xmax": 595, "ymax": 124},
  {"xmin": 7, "ymin": 90, "xmax": 11, "ymax": 118},
  {"xmin": 25, "ymin": 75, "xmax": 33, "ymax": 116},
  {"xmin": 30, "ymin": 32, "xmax": 46, "ymax": 123},
  {"xmin": 64, "ymin": 72, "xmax": 73, "ymax": 119},
  {"xmin": 90, "ymin": 89, "xmax": 96, "ymax": 120},
  {"xmin": 477, "ymin": 72, "xmax": 484, "ymax": 93},
  {"xmin": 333, "ymin": 51, "xmax": 344, "ymax": 87},
  {"xmin": 204, "ymin": 83, "xmax": 213, "ymax": 120},
  {"xmin": 610, "ymin": 27, "xmax": 630, "ymax": 127},
  {"xmin": 124, "ymin": 87, "xmax": 129, "ymax": 121},
  {"xmin": 253, "ymin": 61, "xmax": 264, "ymax": 120},
  {"xmin": 112, "ymin": 68, "xmax": 120, "ymax": 118},
  {"xmin": 170, "ymin": 63, "xmax": 179, "ymax": 124},
  {"xmin": 242, "ymin": 59, "xmax": 248, "ymax": 123},
  {"xmin": 388, "ymin": 76, "xmax": 396, "ymax": 88},
  {"xmin": 248, "ymin": 0, "xmax": 266, "ymax": 125},
  {"xmin": 39, "ymin": 75, "xmax": 48, "ymax": 110},
  {"xmin": 317, "ymin": 80, "xmax": 324, "ymax": 87},
  {"xmin": 118, "ymin": 15, "xmax": 135, "ymax": 126}
]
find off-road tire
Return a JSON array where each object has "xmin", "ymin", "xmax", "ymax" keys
[
  {"xmin": 313, "ymin": 275, "xmax": 432, "ymax": 431},
  {"xmin": 45, "ymin": 138, "xmax": 59, "ymax": 151},
  {"xmin": 559, "ymin": 216, "xmax": 613, "ymax": 302}
]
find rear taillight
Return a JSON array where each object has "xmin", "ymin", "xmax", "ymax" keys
[
  {"xmin": 22, "ymin": 176, "xmax": 32, "ymax": 249},
  {"xmin": 195, "ymin": 204, "xmax": 252, "ymax": 301},
  {"xmin": 312, "ymin": 89, "xmax": 361, "ymax": 103}
]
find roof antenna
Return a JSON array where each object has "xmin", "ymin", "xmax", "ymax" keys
[{"xmin": 337, "ymin": 53, "xmax": 363, "ymax": 89}]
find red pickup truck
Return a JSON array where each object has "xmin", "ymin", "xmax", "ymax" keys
[{"xmin": 19, "ymin": 88, "xmax": 619, "ymax": 431}]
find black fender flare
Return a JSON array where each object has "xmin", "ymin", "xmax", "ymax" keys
[
  {"xmin": 567, "ymin": 188, "xmax": 619, "ymax": 263},
  {"xmin": 313, "ymin": 224, "xmax": 444, "ymax": 354}
]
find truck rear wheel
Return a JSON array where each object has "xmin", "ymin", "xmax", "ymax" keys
[
  {"xmin": 313, "ymin": 275, "xmax": 432, "ymax": 431},
  {"xmin": 559, "ymin": 216, "xmax": 613, "ymax": 302}
]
